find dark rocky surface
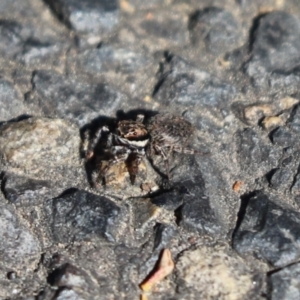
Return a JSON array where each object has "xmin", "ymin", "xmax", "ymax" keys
[
  {"xmin": 1, "ymin": 0, "xmax": 300, "ymax": 299},
  {"xmin": 189, "ymin": 7, "xmax": 243, "ymax": 55},
  {"xmin": 45, "ymin": 0, "xmax": 120, "ymax": 36},
  {"xmin": 233, "ymin": 191, "xmax": 300, "ymax": 267},
  {"xmin": 45, "ymin": 189, "xmax": 130, "ymax": 244},
  {"xmin": 245, "ymin": 11, "xmax": 300, "ymax": 94},
  {"xmin": 2, "ymin": 172, "xmax": 52, "ymax": 205},
  {"xmin": 268, "ymin": 262, "xmax": 300, "ymax": 300}
]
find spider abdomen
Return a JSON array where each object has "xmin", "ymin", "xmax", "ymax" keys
[{"xmin": 147, "ymin": 112, "xmax": 194, "ymax": 147}]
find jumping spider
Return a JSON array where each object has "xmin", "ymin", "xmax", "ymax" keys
[
  {"xmin": 83, "ymin": 114, "xmax": 149, "ymax": 186},
  {"xmin": 83, "ymin": 112, "xmax": 205, "ymax": 187}
]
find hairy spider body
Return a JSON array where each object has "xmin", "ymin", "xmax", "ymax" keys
[
  {"xmin": 147, "ymin": 113, "xmax": 194, "ymax": 147},
  {"xmin": 146, "ymin": 112, "xmax": 201, "ymax": 178},
  {"xmin": 84, "ymin": 116, "xmax": 149, "ymax": 186},
  {"xmin": 83, "ymin": 112, "xmax": 205, "ymax": 187}
]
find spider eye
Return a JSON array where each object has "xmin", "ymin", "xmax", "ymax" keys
[{"xmin": 133, "ymin": 132, "xmax": 137, "ymax": 135}]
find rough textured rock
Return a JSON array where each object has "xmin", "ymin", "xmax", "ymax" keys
[
  {"xmin": 176, "ymin": 244, "xmax": 256, "ymax": 300},
  {"xmin": 68, "ymin": 44, "xmax": 157, "ymax": 98},
  {"xmin": 45, "ymin": 189, "xmax": 130, "ymax": 244},
  {"xmin": 48, "ymin": 262, "xmax": 98, "ymax": 299},
  {"xmin": 0, "ymin": 78, "xmax": 27, "ymax": 122},
  {"xmin": 131, "ymin": 197, "xmax": 161, "ymax": 232},
  {"xmin": 288, "ymin": 104, "xmax": 300, "ymax": 134},
  {"xmin": 0, "ymin": 117, "xmax": 80, "ymax": 177},
  {"xmin": 189, "ymin": 7, "xmax": 243, "ymax": 55},
  {"xmin": 271, "ymin": 127, "xmax": 296, "ymax": 147},
  {"xmin": 138, "ymin": 10, "xmax": 188, "ymax": 46},
  {"xmin": 291, "ymin": 169, "xmax": 300, "ymax": 196},
  {"xmin": 1, "ymin": 0, "xmax": 300, "ymax": 299},
  {"xmin": 245, "ymin": 11, "xmax": 300, "ymax": 94},
  {"xmin": 0, "ymin": 201, "xmax": 41, "ymax": 270},
  {"xmin": 235, "ymin": 128, "xmax": 281, "ymax": 178},
  {"xmin": 269, "ymin": 157, "xmax": 295, "ymax": 191},
  {"xmin": 2, "ymin": 172, "xmax": 52, "ymax": 205},
  {"xmin": 174, "ymin": 167, "xmax": 224, "ymax": 236},
  {"xmin": 74, "ymin": 45, "xmax": 152, "ymax": 74},
  {"xmin": 45, "ymin": 0, "xmax": 120, "ymax": 35},
  {"xmin": 0, "ymin": 10, "xmax": 68, "ymax": 68},
  {"xmin": 153, "ymin": 55, "xmax": 236, "ymax": 134},
  {"xmin": 179, "ymin": 191, "xmax": 223, "ymax": 236},
  {"xmin": 233, "ymin": 192, "xmax": 300, "ymax": 267},
  {"xmin": 268, "ymin": 262, "xmax": 300, "ymax": 300},
  {"xmin": 26, "ymin": 70, "xmax": 129, "ymax": 126},
  {"xmin": 151, "ymin": 188, "xmax": 184, "ymax": 211},
  {"xmin": 123, "ymin": 0, "xmax": 164, "ymax": 10},
  {"xmin": 153, "ymin": 223, "xmax": 177, "ymax": 251},
  {"xmin": 154, "ymin": 55, "xmax": 235, "ymax": 108}
]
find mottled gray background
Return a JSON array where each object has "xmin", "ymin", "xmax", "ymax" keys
[{"xmin": 1, "ymin": 0, "xmax": 300, "ymax": 299}]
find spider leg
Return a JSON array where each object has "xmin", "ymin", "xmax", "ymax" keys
[
  {"xmin": 126, "ymin": 153, "xmax": 140, "ymax": 185},
  {"xmin": 136, "ymin": 114, "xmax": 145, "ymax": 123},
  {"xmin": 173, "ymin": 146, "xmax": 210, "ymax": 155},
  {"xmin": 95, "ymin": 146, "xmax": 130, "ymax": 186},
  {"xmin": 126, "ymin": 149, "xmax": 145, "ymax": 184},
  {"xmin": 154, "ymin": 144, "xmax": 171, "ymax": 179},
  {"xmin": 81, "ymin": 129, "xmax": 91, "ymax": 158},
  {"xmin": 85, "ymin": 126, "xmax": 109, "ymax": 160}
]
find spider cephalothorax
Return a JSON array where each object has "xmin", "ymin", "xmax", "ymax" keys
[{"xmin": 117, "ymin": 114, "xmax": 148, "ymax": 142}]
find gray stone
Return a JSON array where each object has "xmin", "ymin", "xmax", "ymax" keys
[
  {"xmin": 170, "ymin": 155, "xmax": 225, "ymax": 236},
  {"xmin": 0, "ymin": 20, "xmax": 25, "ymax": 59},
  {"xmin": 1, "ymin": 0, "xmax": 300, "ymax": 299},
  {"xmin": 2, "ymin": 172, "xmax": 51, "ymax": 205},
  {"xmin": 75, "ymin": 45, "xmax": 153, "ymax": 74},
  {"xmin": 151, "ymin": 188, "xmax": 184, "ymax": 211},
  {"xmin": 45, "ymin": 0, "xmax": 120, "ymax": 35},
  {"xmin": 176, "ymin": 244, "xmax": 255, "ymax": 299},
  {"xmin": 139, "ymin": 12, "xmax": 188, "ymax": 45},
  {"xmin": 291, "ymin": 172, "xmax": 300, "ymax": 195},
  {"xmin": 233, "ymin": 192, "xmax": 300, "ymax": 267},
  {"xmin": 26, "ymin": 70, "xmax": 128, "ymax": 126},
  {"xmin": 124, "ymin": 0, "xmax": 164, "ymax": 10},
  {"xmin": 45, "ymin": 189, "xmax": 130, "ymax": 244},
  {"xmin": 288, "ymin": 104, "xmax": 300, "ymax": 134},
  {"xmin": 153, "ymin": 223, "xmax": 177, "ymax": 251},
  {"xmin": 55, "ymin": 288, "xmax": 84, "ymax": 300},
  {"xmin": 269, "ymin": 262, "xmax": 300, "ymax": 300},
  {"xmin": 245, "ymin": 11, "xmax": 300, "ymax": 93},
  {"xmin": 235, "ymin": 128, "xmax": 281, "ymax": 178},
  {"xmin": 271, "ymin": 127, "xmax": 296, "ymax": 147},
  {"xmin": 223, "ymin": 46, "xmax": 248, "ymax": 71},
  {"xmin": 49, "ymin": 263, "xmax": 88, "ymax": 288},
  {"xmin": 189, "ymin": 7, "xmax": 243, "ymax": 54},
  {"xmin": 269, "ymin": 166, "xmax": 294, "ymax": 191},
  {"xmin": 0, "ymin": 203, "xmax": 41, "ymax": 270},
  {"xmin": 16, "ymin": 39, "xmax": 63, "ymax": 66},
  {"xmin": 179, "ymin": 185, "xmax": 223, "ymax": 236},
  {"xmin": 131, "ymin": 198, "xmax": 161, "ymax": 232},
  {"xmin": 0, "ymin": 117, "xmax": 80, "ymax": 177},
  {"xmin": 0, "ymin": 20, "xmax": 67, "ymax": 67},
  {"xmin": 67, "ymin": 45, "xmax": 158, "ymax": 99},
  {"xmin": 0, "ymin": 78, "xmax": 27, "ymax": 122},
  {"xmin": 154, "ymin": 55, "xmax": 236, "ymax": 107}
]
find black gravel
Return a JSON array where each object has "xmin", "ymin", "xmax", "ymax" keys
[{"xmin": 1, "ymin": 0, "xmax": 300, "ymax": 299}]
